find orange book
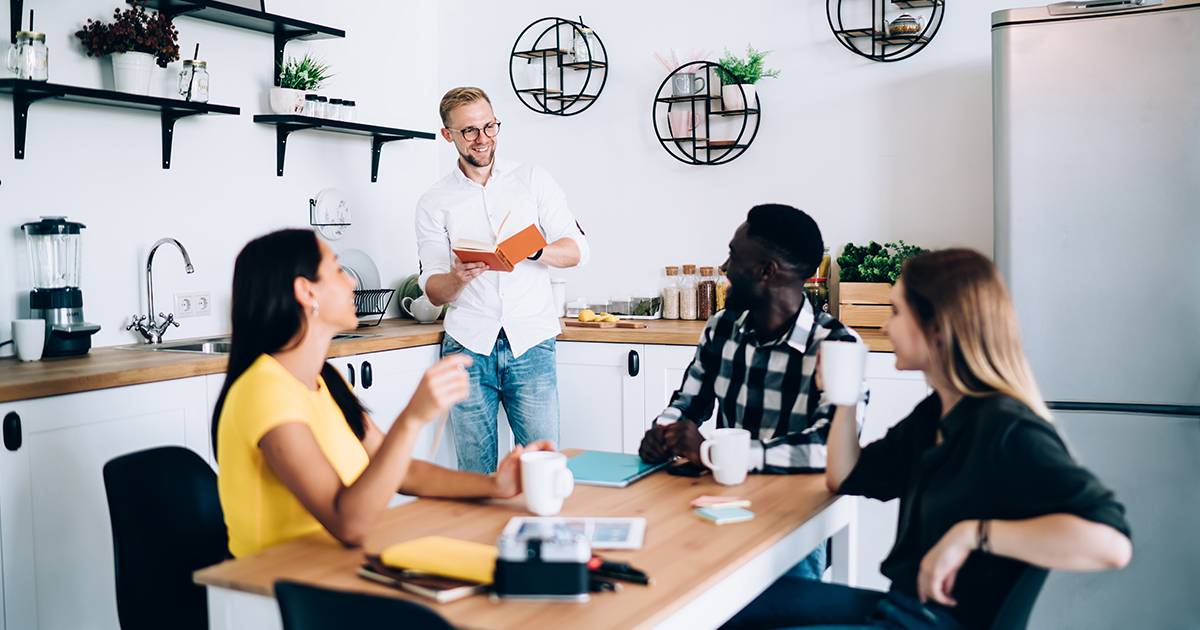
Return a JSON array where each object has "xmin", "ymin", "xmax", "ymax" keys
[{"xmin": 452, "ymin": 218, "xmax": 548, "ymax": 273}]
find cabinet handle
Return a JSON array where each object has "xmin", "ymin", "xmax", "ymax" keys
[
  {"xmin": 3, "ymin": 412, "xmax": 21, "ymax": 451},
  {"xmin": 628, "ymin": 350, "xmax": 640, "ymax": 377},
  {"xmin": 361, "ymin": 361, "xmax": 373, "ymax": 389},
  {"xmin": 347, "ymin": 364, "xmax": 355, "ymax": 387}
]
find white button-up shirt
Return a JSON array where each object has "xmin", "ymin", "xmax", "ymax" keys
[{"xmin": 416, "ymin": 158, "xmax": 589, "ymax": 358}]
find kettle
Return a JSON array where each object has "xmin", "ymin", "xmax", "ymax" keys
[
  {"xmin": 885, "ymin": 13, "xmax": 924, "ymax": 37},
  {"xmin": 401, "ymin": 295, "xmax": 443, "ymax": 323}
]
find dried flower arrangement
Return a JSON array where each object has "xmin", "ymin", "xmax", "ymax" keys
[{"xmin": 75, "ymin": 1, "xmax": 180, "ymax": 68}]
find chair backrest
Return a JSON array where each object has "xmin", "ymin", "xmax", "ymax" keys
[
  {"xmin": 275, "ymin": 580, "xmax": 458, "ymax": 630},
  {"xmin": 990, "ymin": 566, "xmax": 1050, "ymax": 630},
  {"xmin": 103, "ymin": 446, "xmax": 229, "ymax": 630}
]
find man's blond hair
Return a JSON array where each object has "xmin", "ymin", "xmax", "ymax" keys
[{"xmin": 439, "ymin": 87, "xmax": 492, "ymax": 127}]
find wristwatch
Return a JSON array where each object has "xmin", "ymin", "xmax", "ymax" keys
[{"xmin": 527, "ymin": 248, "xmax": 544, "ymax": 261}]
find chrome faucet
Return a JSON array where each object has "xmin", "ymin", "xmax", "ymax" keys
[{"xmin": 127, "ymin": 238, "xmax": 194, "ymax": 343}]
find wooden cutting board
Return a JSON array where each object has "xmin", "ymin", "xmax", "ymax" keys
[{"xmin": 564, "ymin": 321, "xmax": 647, "ymax": 329}]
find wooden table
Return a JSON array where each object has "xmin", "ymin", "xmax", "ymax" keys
[{"xmin": 196, "ymin": 452, "xmax": 856, "ymax": 630}]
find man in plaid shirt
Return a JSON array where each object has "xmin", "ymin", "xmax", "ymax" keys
[{"xmin": 639, "ymin": 204, "xmax": 867, "ymax": 578}]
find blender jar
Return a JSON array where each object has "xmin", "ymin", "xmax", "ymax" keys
[{"xmin": 23, "ymin": 216, "xmax": 84, "ymax": 289}]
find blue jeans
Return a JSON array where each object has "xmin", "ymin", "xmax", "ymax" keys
[
  {"xmin": 722, "ymin": 578, "xmax": 965, "ymax": 630},
  {"xmin": 442, "ymin": 331, "xmax": 560, "ymax": 474},
  {"xmin": 784, "ymin": 541, "xmax": 827, "ymax": 581}
]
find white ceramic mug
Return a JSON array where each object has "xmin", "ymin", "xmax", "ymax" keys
[
  {"xmin": 699, "ymin": 428, "xmax": 751, "ymax": 486},
  {"xmin": 521, "ymin": 451, "xmax": 574, "ymax": 516},
  {"xmin": 820, "ymin": 340, "xmax": 868, "ymax": 406},
  {"xmin": 401, "ymin": 295, "xmax": 442, "ymax": 323},
  {"xmin": 12, "ymin": 319, "xmax": 45, "ymax": 362}
]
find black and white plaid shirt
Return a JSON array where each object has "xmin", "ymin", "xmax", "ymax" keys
[{"xmin": 655, "ymin": 300, "xmax": 867, "ymax": 474}]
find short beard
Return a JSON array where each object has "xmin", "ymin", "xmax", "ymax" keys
[
  {"xmin": 461, "ymin": 146, "xmax": 493, "ymax": 168},
  {"xmin": 723, "ymin": 286, "xmax": 754, "ymax": 313}
]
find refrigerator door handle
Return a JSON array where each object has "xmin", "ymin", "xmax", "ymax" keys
[{"xmin": 1048, "ymin": 0, "xmax": 1163, "ymax": 16}]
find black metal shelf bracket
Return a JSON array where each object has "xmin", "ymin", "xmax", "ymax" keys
[
  {"xmin": 12, "ymin": 89, "xmax": 53, "ymax": 159},
  {"xmin": 274, "ymin": 122, "xmax": 318, "ymax": 176},
  {"xmin": 274, "ymin": 27, "xmax": 318, "ymax": 87},
  {"xmin": 161, "ymin": 109, "xmax": 204, "ymax": 169},
  {"xmin": 371, "ymin": 135, "xmax": 409, "ymax": 183}
]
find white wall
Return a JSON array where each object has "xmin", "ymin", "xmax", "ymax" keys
[
  {"xmin": 1, "ymin": 0, "xmax": 441, "ymax": 352},
  {"xmin": 436, "ymin": 0, "xmax": 1005, "ymax": 305}
]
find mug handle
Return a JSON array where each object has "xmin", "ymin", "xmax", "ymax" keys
[
  {"xmin": 694, "ymin": 77, "xmax": 706, "ymax": 93},
  {"xmin": 699, "ymin": 439, "xmax": 720, "ymax": 474},
  {"xmin": 5, "ymin": 46, "xmax": 18, "ymax": 73},
  {"xmin": 556, "ymin": 468, "xmax": 575, "ymax": 499},
  {"xmin": 401, "ymin": 296, "xmax": 414, "ymax": 317}
]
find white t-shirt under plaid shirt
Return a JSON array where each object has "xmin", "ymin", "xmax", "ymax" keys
[{"xmin": 655, "ymin": 300, "xmax": 868, "ymax": 474}]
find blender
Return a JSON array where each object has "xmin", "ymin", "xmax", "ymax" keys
[{"xmin": 22, "ymin": 217, "xmax": 101, "ymax": 356}]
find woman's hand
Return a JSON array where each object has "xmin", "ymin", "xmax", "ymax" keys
[
  {"xmin": 491, "ymin": 440, "xmax": 557, "ymax": 499},
  {"xmin": 400, "ymin": 354, "xmax": 473, "ymax": 426},
  {"xmin": 918, "ymin": 520, "xmax": 978, "ymax": 607}
]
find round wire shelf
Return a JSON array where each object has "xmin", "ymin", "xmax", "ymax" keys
[
  {"xmin": 509, "ymin": 17, "xmax": 608, "ymax": 116},
  {"xmin": 828, "ymin": 0, "xmax": 945, "ymax": 62},
  {"xmin": 652, "ymin": 61, "xmax": 761, "ymax": 166}
]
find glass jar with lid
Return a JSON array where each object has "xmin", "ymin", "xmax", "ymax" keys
[
  {"xmin": 316, "ymin": 95, "xmax": 329, "ymax": 118},
  {"xmin": 679, "ymin": 264, "xmax": 698, "ymax": 320},
  {"xmin": 177, "ymin": 60, "xmax": 209, "ymax": 102},
  {"xmin": 662, "ymin": 266, "xmax": 680, "ymax": 320},
  {"xmin": 697, "ymin": 266, "xmax": 716, "ymax": 320},
  {"xmin": 804, "ymin": 276, "xmax": 829, "ymax": 315},
  {"xmin": 341, "ymin": 100, "xmax": 356, "ymax": 122},
  {"xmin": 6, "ymin": 30, "xmax": 48, "ymax": 81},
  {"xmin": 572, "ymin": 25, "xmax": 595, "ymax": 64},
  {"xmin": 716, "ymin": 269, "xmax": 730, "ymax": 312},
  {"xmin": 328, "ymin": 98, "xmax": 343, "ymax": 120},
  {"xmin": 303, "ymin": 94, "xmax": 319, "ymax": 117}
]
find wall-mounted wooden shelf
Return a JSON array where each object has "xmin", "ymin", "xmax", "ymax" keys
[
  {"xmin": 133, "ymin": 0, "xmax": 344, "ymax": 86},
  {"xmin": 252, "ymin": 115, "xmax": 434, "ymax": 183},
  {"xmin": 0, "ymin": 79, "xmax": 239, "ymax": 168}
]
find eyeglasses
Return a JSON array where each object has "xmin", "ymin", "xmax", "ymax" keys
[{"xmin": 448, "ymin": 121, "xmax": 501, "ymax": 142}]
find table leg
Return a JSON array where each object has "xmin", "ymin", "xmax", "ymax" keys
[
  {"xmin": 829, "ymin": 495, "xmax": 858, "ymax": 587},
  {"xmin": 207, "ymin": 586, "xmax": 282, "ymax": 630}
]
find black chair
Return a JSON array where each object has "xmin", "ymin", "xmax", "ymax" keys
[
  {"xmin": 275, "ymin": 580, "xmax": 458, "ymax": 630},
  {"xmin": 103, "ymin": 446, "xmax": 229, "ymax": 630},
  {"xmin": 990, "ymin": 566, "xmax": 1050, "ymax": 630}
]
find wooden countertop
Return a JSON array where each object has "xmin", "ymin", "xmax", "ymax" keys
[{"xmin": 0, "ymin": 319, "xmax": 709, "ymax": 404}]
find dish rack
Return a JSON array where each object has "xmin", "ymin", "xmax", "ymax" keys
[{"xmin": 353, "ymin": 289, "xmax": 395, "ymax": 327}]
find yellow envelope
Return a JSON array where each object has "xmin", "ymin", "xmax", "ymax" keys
[{"xmin": 379, "ymin": 536, "xmax": 497, "ymax": 585}]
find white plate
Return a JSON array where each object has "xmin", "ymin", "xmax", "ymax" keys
[
  {"xmin": 311, "ymin": 188, "xmax": 350, "ymax": 240},
  {"xmin": 338, "ymin": 248, "xmax": 380, "ymax": 290}
]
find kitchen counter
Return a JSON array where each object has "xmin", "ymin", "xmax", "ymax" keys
[{"xmin": 0, "ymin": 319, "xmax": 709, "ymax": 403}]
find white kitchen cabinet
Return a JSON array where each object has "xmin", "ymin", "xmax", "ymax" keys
[{"xmin": 0, "ymin": 377, "xmax": 210, "ymax": 630}]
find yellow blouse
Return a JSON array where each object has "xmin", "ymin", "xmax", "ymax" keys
[{"xmin": 217, "ymin": 354, "xmax": 369, "ymax": 557}]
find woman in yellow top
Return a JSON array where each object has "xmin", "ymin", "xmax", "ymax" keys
[{"xmin": 212, "ymin": 229, "xmax": 551, "ymax": 557}]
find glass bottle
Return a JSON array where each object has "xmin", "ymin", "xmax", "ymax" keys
[
  {"xmin": 697, "ymin": 266, "xmax": 716, "ymax": 320},
  {"xmin": 679, "ymin": 264, "xmax": 698, "ymax": 320},
  {"xmin": 715, "ymin": 269, "xmax": 730, "ymax": 312},
  {"xmin": 662, "ymin": 266, "xmax": 680, "ymax": 320},
  {"xmin": 303, "ymin": 94, "xmax": 319, "ymax": 117}
]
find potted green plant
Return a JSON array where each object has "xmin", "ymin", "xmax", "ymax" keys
[
  {"xmin": 835, "ymin": 241, "xmax": 926, "ymax": 331},
  {"xmin": 75, "ymin": 1, "xmax": 179, "ymax": 96},
  {"xmin": 270, "ymin": 52, "xmax": 333, "ymax": 115},
  {"xmin": 713, "ymin": 45, "xmax": 780, "ymax": 111}
]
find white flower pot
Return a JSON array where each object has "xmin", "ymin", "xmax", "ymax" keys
[
  {"xmin": 112, "ymin": 51, "xmax": 156, "ymax": 96},
  {"xmin": 721, "ymin": 83, "xmax": 756, "ymax": 111},
  {"xmin": 269, "ymin": 87, "xmax": 305, "ymax": 114}
]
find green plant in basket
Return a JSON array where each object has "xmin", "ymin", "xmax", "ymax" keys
[
  {"xmin": 713, "ymin": 45, "xmax": 780, "ymax": 85},
  {"xmin": 837, "ymin": 241, "xmax": 927, "ymax": 284},
  {"xmin": 278, "ymin": 52, "xmax": 334, "ymax": 91}
]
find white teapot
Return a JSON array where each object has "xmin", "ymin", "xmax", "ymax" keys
[{"xmin": 402, "ymin": 295, "xmax": 442, "ymax": 323}]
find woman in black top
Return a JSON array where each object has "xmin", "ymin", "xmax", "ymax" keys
[{"xmin": 725, "ymin": 249, "xmax": 1131, "ymax": 630}]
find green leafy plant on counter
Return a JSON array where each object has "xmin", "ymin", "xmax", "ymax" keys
[
  {"xmin": 713, "ymin": 45, "xmax": 780, "ymax": 86},
  {"xmin": 837, "ymin": 241, "xmax": 927, "ymax": 284},
  {"xmin": 278, "ymin": 52, "xmax": 334, "ymax": 91}
]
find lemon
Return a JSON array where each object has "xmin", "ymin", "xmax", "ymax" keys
[{"xmin": 578, "ymin": 309, "xmax": 597, "ymax": 323}]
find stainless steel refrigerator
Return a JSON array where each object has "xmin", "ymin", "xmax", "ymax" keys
[{"xmin": 993, "ymin": 1, "xmax": 1200, "ymax": 627}]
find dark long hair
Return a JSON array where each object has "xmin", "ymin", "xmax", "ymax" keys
[{"xmin": 211, "ymin": 229, "xmax": 366, "ymax": 457}]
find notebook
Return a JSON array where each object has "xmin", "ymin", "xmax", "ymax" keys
[
  {"xmin": 566, "ymin": 451, "xmax": 671, "ymax": 488},
  {"xmin": 695, "ymin": 506, "xmax": 756, "ymax": 525},
  {"xmin": 379, "ymin": 536, "xmax": 497, "ymax": 584},
  {"xmin": 359, "ymin": 557, "xmax": 486, "ymax": 604}
]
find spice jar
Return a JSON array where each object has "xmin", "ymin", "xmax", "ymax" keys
[
  {"xmin": 698, "ymin": 266, "xmax": 716, "ymax": 320},
  {"xmin": 716, "ymin": 269, "xmax": 730, "ymax": 312},
  {"xmin": 662, "ymin": 266, "xmax": 680, "ymax": 320},
  {"xmin": 317, "ymin": 95, "xmax": 329, "ymax": 118},
  {"xmin": 804, "ymin": 276, "xmax": 830, "ymax": 315},
  {"xmin": 341, "ymin": 100, "xmax": 356, "ymax": 122},
  {"xmin": 679, "ymin": 264, "xmax": 698, "ymax": 320},
  {"xmin": 328, "ymin": 98, "xmax": 343, "ymax": 120},
  {"xmin": 303, "ymin": 94, "xmax": 319, "ymax": 117}
]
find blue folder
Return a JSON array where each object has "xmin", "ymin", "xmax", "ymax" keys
[{"xmin": 567, "ymin": 451, "xmax": 671, "ymax": 488}]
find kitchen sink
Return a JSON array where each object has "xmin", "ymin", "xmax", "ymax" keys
[{"xmin": 115, "ymin": 332, "xmax": 379, "ymax": 354}]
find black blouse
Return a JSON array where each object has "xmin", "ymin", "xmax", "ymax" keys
[{"xmin": 839, "ymin": 393, "xmax": 1131, "ymax": 630}]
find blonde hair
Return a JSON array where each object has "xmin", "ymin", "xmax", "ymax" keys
[
  {"xmin": 439, "ymin": 87, "xmax": 491, "ymax": 127},
  {"xmin": 901, "ymin": 249, "xmax": 1052, "ymax": 420}
]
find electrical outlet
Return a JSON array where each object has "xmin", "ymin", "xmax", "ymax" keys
[
  {"xmin": 174, "ymin": 293, "xmax": 196, "ymax": 318},
  {"xmin": 194, "ymin": 292, "xmax": 211, "ymax": 316}
]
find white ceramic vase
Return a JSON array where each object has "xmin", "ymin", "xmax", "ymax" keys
[
  {"xmin": 721, "ymin": 83, "xmax": 756, "ymax": 111},
  {"xmin": 112, "ymin": 51, "xmax": 156, "ymax": 96},
  {"xmin": 269, "ymin": 87, "xmax": 305, "ymax": 114}
]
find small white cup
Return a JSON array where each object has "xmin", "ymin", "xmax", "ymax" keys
[
  {"xmin": 820, "ymin": 340, "xmax": 869, "ymax": 406},
  {"xmin": 520, "ymin": 451, "xmax": 574, "ymax": 516},
  {"xmin": 12, "ymin": 319, "xmax": 45, "ymax": 362},
  {"xmin": 699, "ymin": 428, "xmax": 751, "ymax": 486}
]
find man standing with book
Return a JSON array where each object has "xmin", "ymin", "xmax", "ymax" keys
[
  {"xmin": 416, "ymin": 87, "xmax": 589, "ymax": 474},
  {"xmin": 638, "ymin": 204, "xmax": 867, "ymax": 581}
]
